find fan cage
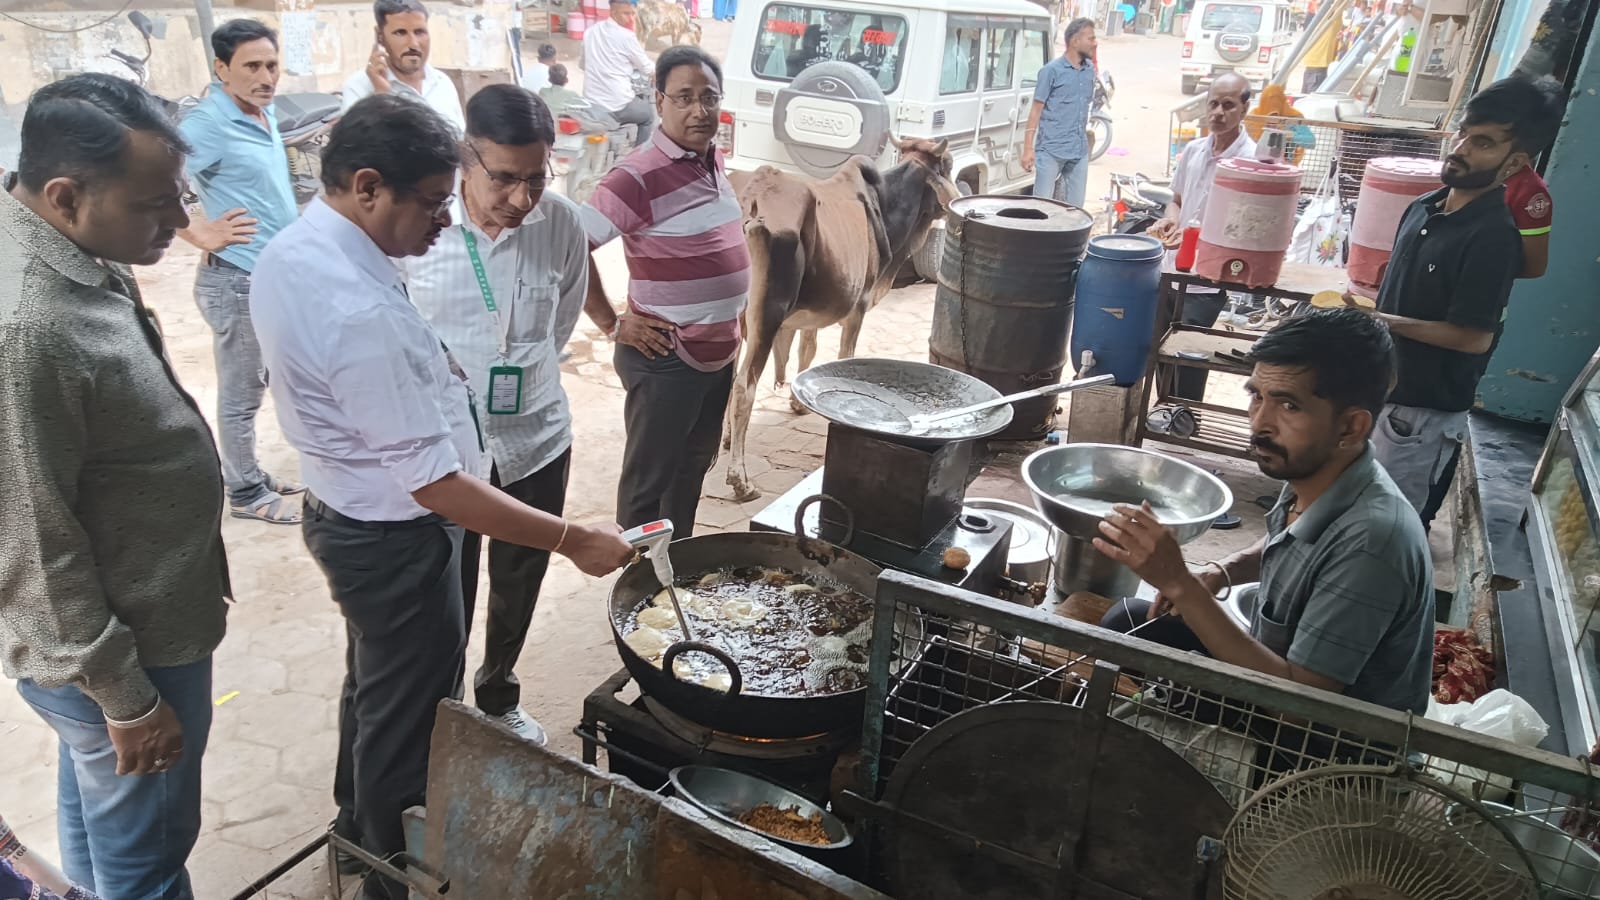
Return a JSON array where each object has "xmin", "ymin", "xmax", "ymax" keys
[{"xmin": 856, "ymin": 571, "xmax": 1600, "ymax": 897}]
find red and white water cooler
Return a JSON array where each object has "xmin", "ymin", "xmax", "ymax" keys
[
  {"xmin": 566, "ymin": 10, "xmax": 587, "ymax": 37},
  {"xmin": 1347, "ymin": 157, "xmax": 1441, "ymax": 298},
  {"xmin": 1195, "ymin": 159, "xmax": 1303, "ymax": 289}
]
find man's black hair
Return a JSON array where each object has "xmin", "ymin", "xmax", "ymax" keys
[
  {"xmin": 548, "ymin": 63, "xmax": 569, "ymax": 87},
  {"xmin": 375, "ymin": 0, "xmax": 428, "ymax": 28},
  {"xmin": 1245, "ymin": 308, "xmax": 1395, "ymax": 418},
  {"xmin": 537, "ymin": 43, "xmax": 558, "ymax": 61},
  {"xmin": 655, "ymin": 44, "xmax": 722, "ymax": 94},
  {"xmin": 321, "ymin": 94, "xmax": 458, "ymax": 192},
  {"xmin": 1064, "ymin": 17, "xmax": 1096, "ymax": 46},
  {"xmin": 1462, "ymin": 76, "xmax": 1565, "ymax": 154},
  {"xmin": 466, "ymin": 83, "xmax": 555, "ymax": 147},
  {"xmin": 212, "ymin": 18, "xmax": 278, "ymax": 65},
  {"xmin": 16, "ymin": 73, "xmax": 190, "ymax": 193}
]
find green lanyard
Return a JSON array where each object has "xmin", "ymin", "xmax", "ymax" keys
[{"xmin": 460, "ymin": 226, "xmax": 510, "ymax": 357}]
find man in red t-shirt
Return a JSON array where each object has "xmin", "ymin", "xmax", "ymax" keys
[{"xmin": 1503, "ymin": 165, "xmax": 1553, "ymax": 278}]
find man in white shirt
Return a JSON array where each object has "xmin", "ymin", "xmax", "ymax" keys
[
  {"xmin": 1148, "ymin": 72, "xmax": 1256, "ymax": 404},
  {"xmin": 250, "ymin": 94, "xmax": 629, "ymax": 900},
  {"xmin": 583, "ymin": 0, "xmax": 656, "ymax": 145},
  {"xmin": 523, "ymin": 43, "xmax": 557, "ymax": 94},
  {"xmin": 341, "ymin": 0, "xmax": 466, "ymax": 135},
  {"xmin": 401, "ymin": 84, "xmax": 586, "ymax": 746}
]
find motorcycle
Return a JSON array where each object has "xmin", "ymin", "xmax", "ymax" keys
[
  {"xmin": 552, "ymin": 102, "xmax": 638, "ymax": 205},
  {"xmin": 549, "ymin": 71, "xmax": 652, "ymax": 204},
  {"xmin": 1103, "ymin": 171, "xmax": 1172, "ymax": 235},
  {"xmin": 108, "ymin": 10, "xmax": 341, "ymax": 208},
  {"xmin": 1087, "ymin": 69, "xmax": 1115, "ymax": 162}
]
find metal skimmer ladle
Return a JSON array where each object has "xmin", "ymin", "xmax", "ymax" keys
[{"xmin": 905, "ymin": 374, "xmax": 1116, "ymax": 432}]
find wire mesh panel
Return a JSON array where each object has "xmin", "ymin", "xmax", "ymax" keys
[
  {"xmin": 1168, "ymin": 105, "xmax": 1450, "ymax": 203},
  {"xmin": 857, "ymin": 570, "xmax": 1600, "ymax": 897}
]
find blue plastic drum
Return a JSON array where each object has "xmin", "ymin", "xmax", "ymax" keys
[{"xmin": 1070, "ymin": 234, "xmax": 1165, "ymax": 386}]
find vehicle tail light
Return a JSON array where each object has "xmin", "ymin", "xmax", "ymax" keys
[
  {"xmin": 1258, "ymin": 46, "xmax": 1271, "ymax": 63},
  {"xmin": 1182, "ymin": 41, "xmax": 1193, "ymax": 58},
  {"xmin": 558, "ymin": 116, "xmax": 581, "ymax": 135},
  {"xmin": 716, "ymin": 110, "xmax": 735, "ymax": 156}
]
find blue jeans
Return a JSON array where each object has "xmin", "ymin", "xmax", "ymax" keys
[
  {"xmin": 1033, "ymin": 151, "xmax": 1090, "ymax": 209},
  {"xmin": 16, "ymin": 657, "xmax": 213, "ymax": 900},
  {"xmin": 194, "ymin": 260, "xmax": 270, "ymax": 507}
]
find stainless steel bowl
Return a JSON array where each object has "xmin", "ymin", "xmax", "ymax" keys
[
  {"xmin": 669, "ymin": 765, "xmax": 853, "ymax": 852},
  {"xmin": 1227, "ymin": 582, "xmax": 1261, "ymax": 629},
  {"xmin": 1474, "ymin": 802, "xmax": 1600, "ymax": 898},
  {"xmin": 1022, "ymin": 444, "xmax": 1233, "ymax": 544},
  {"xmin": 790, "ymin": 358, "xmax": 1012, "ymax": 444}
]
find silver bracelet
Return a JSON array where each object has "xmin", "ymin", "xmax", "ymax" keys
[
  {"xmin": 1199, "ymin": 560, "xmax": 1233, "ymax": 602},
  {"xmin": 104, "ymin": 695, "xmax": 162, "ymax": 729}
]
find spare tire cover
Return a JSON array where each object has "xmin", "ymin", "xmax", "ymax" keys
[
  {"xmin": 1215, "ymin": 31, "xmax": 1258, "ymax": 64},
  {"xmin": 774, "ymin": 60, "xmax": 893, "ymax": 179}
]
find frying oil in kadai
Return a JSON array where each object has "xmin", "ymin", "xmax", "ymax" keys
[{"xmin": 622, "ymin": 566, "xmax": 874, "ymax": 697}]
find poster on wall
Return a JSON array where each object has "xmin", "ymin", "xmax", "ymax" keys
[{"xmin": 281, "ymin": 10, "xmax": 315, "ymax": 77}]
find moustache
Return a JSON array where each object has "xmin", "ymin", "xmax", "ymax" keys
[
  {"xmin": 1250, "ymin": 437, "xmax": 1286, "ymax": 457},
  {"xmin": 1444, "ymin": 155, "xmax": 1468, "ymax": 168}
]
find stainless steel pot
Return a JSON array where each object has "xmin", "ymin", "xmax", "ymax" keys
[{"xmin": 964, "ymin": 498, "xmax": 1054, "ymax": 586}]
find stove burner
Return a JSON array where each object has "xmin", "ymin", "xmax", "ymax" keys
[
  {"xmin": 578, "ymin": 669, "xmax": 858, "ymax": 806},
  {"xmin": 640, "ymin": 696, "xmax": 852, "ymax": 761}
]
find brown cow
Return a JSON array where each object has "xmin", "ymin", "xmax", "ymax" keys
[
  {"xmin": 636, "ymin": 0, "xmax": 703, "ymax": 49},
  {"xmin": 721, "ymin": 137, "xmax": 960, "ymax": 501}
]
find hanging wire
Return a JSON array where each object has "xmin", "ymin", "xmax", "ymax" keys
[{"xmin": 0, "ymin": 0, "xmax": 136, "ymax": 35}]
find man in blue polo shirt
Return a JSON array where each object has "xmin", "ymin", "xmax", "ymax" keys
[
  {"xmin": 178, "ymin": 19, "xmax": 303, "ymax": 524},
  {"xmin": 1022, "ymin": 18, "xmax": 1098, "ymax": 208}
]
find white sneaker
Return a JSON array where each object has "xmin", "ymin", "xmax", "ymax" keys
[{"xmin": 494, "ymin": 707, "xmax": 548, "ymax": 746}]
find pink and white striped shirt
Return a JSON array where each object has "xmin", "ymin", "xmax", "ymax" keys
[{"xmin": 580, "ymin": 130, "xmax": 750, "ymax": 371}]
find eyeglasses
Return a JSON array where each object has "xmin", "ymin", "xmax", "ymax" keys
[
  {"xmin": 467, "ymin": 143, "xmax": 552, "ymax": 195},
  {"xmin": 415, "ymin": 190, "xmax": 455, "ymax": 218},
  {"xmin": 659, "ymin": 90, "xmax": 723, "ymax": 111}
]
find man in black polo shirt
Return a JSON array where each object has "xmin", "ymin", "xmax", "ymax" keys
[{"xmin": 1363, "ymin": 79, "xmax": 1561, "ymax": 522}]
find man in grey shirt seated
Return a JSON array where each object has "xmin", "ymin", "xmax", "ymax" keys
[{"xmin": 1097, "ymin": 309, "xmax": 1434, "ymax": 716}]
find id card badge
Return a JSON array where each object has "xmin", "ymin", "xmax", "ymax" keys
[{"xmin": 487, "ymin": 365, "xmax": 523, "ymax": 415}]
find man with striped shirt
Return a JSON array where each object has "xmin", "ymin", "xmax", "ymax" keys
[
  {"xmin": 401, "ymin": 84, "xmax": 587, "ymax": 745},
  {"xmin": 581, "ymin": 46, "xmax": 750, "ymax": 533}
]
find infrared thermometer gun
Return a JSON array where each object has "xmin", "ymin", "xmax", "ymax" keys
[
  {"xmin": 621, "ymin": 519, "xmax": 676, "ymax": 586},
  {"xmin": 621, "ymin": 519, "xmax": 693, "ymax": 638}
]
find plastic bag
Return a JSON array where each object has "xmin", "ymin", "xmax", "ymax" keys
[
  {"xmin": 1288, "ymin": 167, "xmax": 1347, "ymax": 267},
  {"xmin": 1425, "ymin": 689, "xmax": 1549, "ymax": 803}
]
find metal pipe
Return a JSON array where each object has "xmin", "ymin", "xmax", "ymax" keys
[
  {"xmin": 226, "ymin": 833, "xmax": 328, "ymax": 900},
  {"xmin": 193, "ymin": 0, "xmax": 217, "ymax": 71}
]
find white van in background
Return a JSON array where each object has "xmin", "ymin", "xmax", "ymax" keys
[
  {"xmin": 1180, "ymin": 0, "xmax": 1296, "ymax": 94},
  {"xmin": 715, "ymin": 0, "xmax": 1056, "ymax": 198}
]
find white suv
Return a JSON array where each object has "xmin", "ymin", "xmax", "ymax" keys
[
  {"xmin": 716, "ymin": 0, "xmax": 1055, "ymax": 198},
  {"xmin": 1180, "ymin": 0, "xmax": 1295, "ymax": 94}
]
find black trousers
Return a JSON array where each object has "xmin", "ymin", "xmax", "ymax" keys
[
  {"xmin": 458, "ymin": 448, "xmax": 572, "ymax": 716},
  {"xmin": 303, "ymin": 495, "xmax": 465, "ymax": 900},
  {"xmin": 614, "ymin": 343, "xmax": 733, "ymax": 534}
]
